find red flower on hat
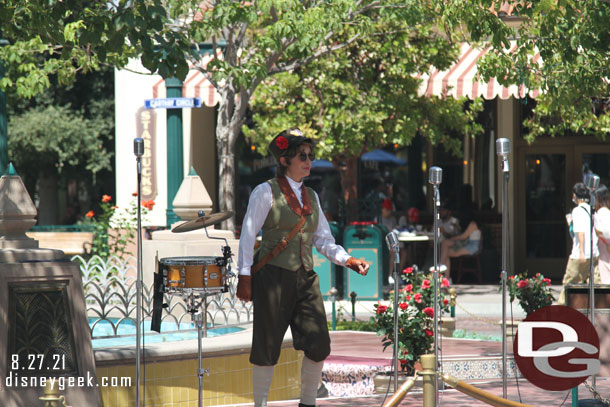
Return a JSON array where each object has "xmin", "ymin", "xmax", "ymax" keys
[{"xmin": 275, "ymin": 136, "xmax": 289, "ymax": 150}]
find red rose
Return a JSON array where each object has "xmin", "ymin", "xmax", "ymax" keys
[
  {"xmin": 423, "ymin": 307, "xmax": 434, "ymax": 318},
  {"xmin": 441, "ymin": 278, "xmax": 450, "ymax": 288},
  {"xmin": 405, "ymin": 284, "xmax": 413, "ymax": 292},
  {"xmin": 403, "ymin": 267, "xmax": 413, "ymax": 274},
  {"xmin": 425, "ymin": 329, "xmax": 434, "ymax": 337},
  {"xmin": 376, "ymin": 305, "xmax": 388, "ymax": 314},
  {"xmin": 132, "ymin": 192, "xmax": 138, "ymax": 197},
  {"xmin": 414, "ymin": 293, "xmax": 422, "ymax": 304},
  {"xmin": 543, "ymin": 278, "xmax": 551, "ymax": 285},
  {"xmin": 406, "ymin": 295, "xmax": 411, "ymax": 301},
  {"xmin": 421, "ymin": 279, "xmax": 431, "ymax": 290},
  {"xmin": 275, "ymin": 136, "xmax": 289, "ymax": 150},
  {"xmin": 443, "ymin": 299, "xmax": 449, "ymax": 306},
  {"xmin": 85, "ymin": 210, "xmax": 95, "ymax": 218},
  {"xmin": 408, "ymin": 207, "xmax": 420, "ymax": 224},
  {"xmin": 517, "ymin": 280, "xmax": 529, "ymax": 289},
  {"xmin": 399, "ymin": 302, "xmax": 408, "ymax": 311},
  {"xmin": 102, "ymin": 194, "xmax": 112, "ymax": 203},
  {"xmin": 143, "ymin": 200, "xmax": 156, "ymax": 210}
]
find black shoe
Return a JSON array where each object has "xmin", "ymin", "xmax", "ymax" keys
[{"xmin": 298, "ymin": 404, "xmax": 315, "ymax": 407}]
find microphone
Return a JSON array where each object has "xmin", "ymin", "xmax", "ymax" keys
[
  {"xmin": 428, "ymin": 166, "xmax": 442, "ymax": 185},
  {"xmin": 496, "ymin": 138, "xmax": 510, "ymax": 159},
  {"xmin": 586, "ymin": 174, "xmax": 600, "ymax": 191},
  {"xmin": 385, "ymin": 231, "xmax": 399, "ymax": 251},
  {"xmin": 134, "ymin": 138, "xmax": 144, "ymax": 158}
]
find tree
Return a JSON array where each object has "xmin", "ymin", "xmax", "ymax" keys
[
  {"xmin": 0, "ymin": 0, "xmax": 193, "ymax": 97},
  {"xmin": 434, "ymin": 0, "xmax": 610, "ymax": 140},
  {"xmin": 166, "ymin": 0, "xmax": 457, "ymax": 230},
  {"xmin": 244, "ymin": 4, "xmax": 483, "ymax": 220}
]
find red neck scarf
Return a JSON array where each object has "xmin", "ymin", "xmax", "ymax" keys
[{"xmin": 276, "ymin": 176, "xmax": 312, "ymax": 217}]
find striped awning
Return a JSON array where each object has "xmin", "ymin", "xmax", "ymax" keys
[
  {"xmin": 417, "ymin": 42, "xmax": 541, "ymax": 100},
  {"xmin": 152, "ymin": 53, "xmax": 220, "ymax": 107}
]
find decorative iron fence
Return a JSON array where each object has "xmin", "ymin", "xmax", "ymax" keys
[{"xmin": 75, "ymin": 255, "xmax": 253, "ymax": 340}]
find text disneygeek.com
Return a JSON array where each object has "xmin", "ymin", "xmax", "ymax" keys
[{"xmin": 4, "ymin": 372, "xmax": 132, "ymax": 390}]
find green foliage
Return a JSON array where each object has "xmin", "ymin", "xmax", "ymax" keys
[
  {"xmin": 504, "ymin": 272, "xmax": 555, "ymax": 316},
  {"xmin": 327, "ymin": 320, "xmax": 377, "ymax": 332},
  {"xmin": 244, "ymin": 3, "xmax": 483, "ymax": 159},
  {"xmin": 79, "ymin": 194, "xmax": 154, "ymax": 263},
  {"xmin": 7, "ymin": 104, "xmax": 112, "ymax": 183},
  {"xmin": 0, "ymin": 0, "xmax": 193, "ymax": 97},
  {"xmin": 434, "ymin": 0, "xmax": 610, "ymax": 140},
  {"xmin": 372, "ymin": 267, "xmax": 451, "ymax": 372}
]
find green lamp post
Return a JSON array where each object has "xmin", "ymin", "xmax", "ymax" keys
[{"xmin": 165, "ymin": 77, "xmax": 184, "ymax": 227}]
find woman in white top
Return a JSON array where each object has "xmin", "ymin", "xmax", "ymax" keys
[
  {"xmin": 439, "ymin": 210, "xmax": 481, "ymax": 280},
  {"xmin": 594, "ymin": 185, "xmax": 610, "ymax": 283}
]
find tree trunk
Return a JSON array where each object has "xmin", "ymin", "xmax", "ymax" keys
[
  {"xmin": 215, "ymin": 84, "xmax": 248, "ymax": 233},
  {"xmin": 336, "ymin": 157, "xmax": 359, "ymax": 224},
  {"xmin": 216, "ymin": 121, "xmax": 236, "ymax": 232}
]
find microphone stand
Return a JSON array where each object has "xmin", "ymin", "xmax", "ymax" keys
[
  {"xmin": 135, "ymin": 142, "xmax": 143, "ymax": 407},
  {"xmin": 588, "ymin": 188, "xmax": 596, "ymax": 389},
  {"xmin": 432, "ymin": 183, "xmax": 441, "ymax": 407},
  {"xmin": 500, "ymin": 156, "xmax": 509, "ymax": 399}
]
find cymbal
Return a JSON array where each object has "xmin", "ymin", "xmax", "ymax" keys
[{"xmin": 171, "ymin": 211, "xmax": 235, "ymax": 233}]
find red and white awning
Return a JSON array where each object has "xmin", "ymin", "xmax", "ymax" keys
[
  {"xmin": 152, "ymin": 53, "xmax": 220, "ymax": 107},
  {"xmin": 417, "ymin": 42, "xmax": 541, "ymax": 100}
]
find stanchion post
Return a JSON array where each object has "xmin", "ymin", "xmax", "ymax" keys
[{"xmin": 421, "ymin": 354, "xmax": 436, "ymax": 407}]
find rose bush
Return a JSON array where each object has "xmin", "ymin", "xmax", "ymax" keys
[
  {"xmin": 80, "ymin": 194, "xmax": 154, "ymax": 263},
  {"xmin": 505, "ymin": 273, "xmax": 554, "ymax": 316},
  {"xmin": 372, "ymin": 266, "xmax": 450, "ymax": 373}
]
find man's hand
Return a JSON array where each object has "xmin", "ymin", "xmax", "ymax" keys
[
  {"xmin": 236, "ymin": 275, "xmax": 252, "ymax": 302},
  {"xmin": 346, "ymin": 257, "xmax": 370, "ymax": 276}
]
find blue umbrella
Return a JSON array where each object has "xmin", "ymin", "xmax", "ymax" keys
[
  {"xmin": 311, "ymin": 159, "xmax": 335, "ymax": 171},
  {"xmin": 361, "ymin": 149, "xmax": 406, "ymax": 165}
]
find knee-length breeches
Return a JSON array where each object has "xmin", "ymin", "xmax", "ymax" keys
[{"xmin": 250, "ymin": 264, "xmax": 331, "ymax": 366}]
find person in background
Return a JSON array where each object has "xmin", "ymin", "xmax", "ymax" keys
[
  {"xmin": 380, "ymin": 197, "xmax": 397, "ymax": 231},
  {"xmin": 439, "ymin": 203, "xmax": 460, "ymax": 241},
  {"xmin": 594, "ymin": 185, "xmax": 610, "ymax": 283},
  {"xmin": 235, "ymin": 128, "xmax": 370, "ymax": 407},
  {"xmin": 439, "ymin": 210, "xmax": 481, "ymax": 281},
  {"xmin": 558, "ymin": 182, "xmax": 599, "ymax": 305}
]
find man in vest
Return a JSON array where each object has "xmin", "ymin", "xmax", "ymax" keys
[{"xmin": 236, "ymin": 128, "xmax": 369, "ymax": 407}]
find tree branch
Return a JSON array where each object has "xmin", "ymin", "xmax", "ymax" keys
[{"xmin": 268, "ymin": 33, "xmax": 361, "ymax": 74}]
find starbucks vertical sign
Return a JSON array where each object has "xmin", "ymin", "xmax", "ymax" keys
[{"xmin": 135, "ymin": 107, "xmax": 157, "ymax": 201}]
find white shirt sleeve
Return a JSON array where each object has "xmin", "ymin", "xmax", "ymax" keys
[
  {"xmin": 237, "ymin": 183, "xmax": 273, "ymax": 276},
  {"xmin": 312, "ymin": 191, "xmax": 351, "ymax": 266},
  {"xmin": 594, "ymin": 207, "xmax": 610, "ymax": 240}
]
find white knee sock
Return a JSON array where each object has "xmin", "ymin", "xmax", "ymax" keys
[
  {"xmin": 253, "ymin": 365, "xmax": 274, "ymax": 407},
  {"xmin": 300, "ymin": 357, "xmax": 324, "ymax": 405}
]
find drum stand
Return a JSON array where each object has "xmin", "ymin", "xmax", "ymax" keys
[{"xmin": 186, "ymin": 293, "xmax": 209, "ymax": 407}]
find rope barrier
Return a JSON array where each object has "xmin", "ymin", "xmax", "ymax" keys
[
  {"xmin": 381, "ymin": 372, "xmax": 418, "ymax": 407},
  {"xmin": 441, "ymin": 374, "xmax": 534, "ymax": 407}
]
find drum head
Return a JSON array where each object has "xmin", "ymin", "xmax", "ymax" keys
[{"xmin": 159, "ymin": 256, "xmax": 220, "ymax": 265}]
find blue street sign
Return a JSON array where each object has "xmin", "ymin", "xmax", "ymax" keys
[{"xmin": 145, "ymin": 97, "xmax": 202, "ymax": 109}]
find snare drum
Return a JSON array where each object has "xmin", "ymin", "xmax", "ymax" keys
[{"xmin": 159, "ymin": 256, "xmax": 228, "ymax": 293}]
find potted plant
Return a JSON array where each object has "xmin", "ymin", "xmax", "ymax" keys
[
  {"xmin": 371, "ymin": 266, "xmax": 450, "ymax": 389},
  {"xmin": 506, "ymin": 272, "xmax": 555, "ymax": 316}
]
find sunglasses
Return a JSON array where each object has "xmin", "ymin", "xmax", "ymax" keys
[{"xmin": 297, "ymin": 152, "xmax": 315, "ymax": 162}]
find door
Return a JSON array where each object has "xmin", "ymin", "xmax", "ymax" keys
[{"xmin": 516, "ymin": 144, "xmax": 610, "ymax": 280}]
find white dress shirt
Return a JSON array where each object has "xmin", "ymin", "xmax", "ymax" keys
[{"xmin": 237, "ymin": 176, "xmax": 351, "ymax": 276}]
